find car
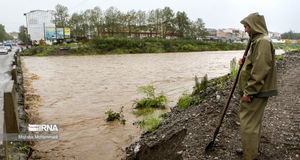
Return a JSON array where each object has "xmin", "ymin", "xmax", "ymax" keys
[
  {"xmin": 4, "ymin": 46, "xmax": 11, "ymax": 52},
  {"xmin": 0, "ymin": 46, "xmax": 8, "ymax": 54},
  {"xmin": 4, "ymin": 44, "xmax": 12, "ymax": 51},
  {"xmin": 17, "ymin": 41, "xmax": 24, "ymax": 45}
]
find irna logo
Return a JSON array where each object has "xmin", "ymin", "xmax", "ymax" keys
[{"xmin": 28, "ymin": 124, "xmax": 59, "ymax": 132}]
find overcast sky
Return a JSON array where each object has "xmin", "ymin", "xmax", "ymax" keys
[{"xmin": 1, "ymin": 0, "xmax": 299, "ymax": 33}]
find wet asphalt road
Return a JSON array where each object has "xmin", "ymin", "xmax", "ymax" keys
[{"xmin": 0, "ymin": 48, "xmax": 16, "ymax": 93}]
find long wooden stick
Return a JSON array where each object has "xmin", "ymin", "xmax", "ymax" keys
[{"xmin": 205, "ymin": 40, "xmax": 252, "ymax": 151}]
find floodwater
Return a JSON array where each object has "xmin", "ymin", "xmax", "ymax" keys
[{"xmin": 22, "ymin": 51, "xmax": 245, "ymax": 160}]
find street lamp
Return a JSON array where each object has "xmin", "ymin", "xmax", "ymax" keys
[{"xmin": 23, "ymin": 13, "xmax": 29, "ymax": 48}]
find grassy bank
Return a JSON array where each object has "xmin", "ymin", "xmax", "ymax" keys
[
  {"xmin": 273, "ymin": 43, "xmax": 300, "ymax": 52},
  {"xmin": 22, "ymin": 38, "xmax": 300, "ymax": 56},
  {"xmin": 22, "ymin": 38, "xmax": 246, "ymax": 56},
  {"xmin": 89, "ymin": 37, "xmax": 245, "ymax": 53}
]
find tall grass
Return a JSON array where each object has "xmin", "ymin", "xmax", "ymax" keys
[
  {"xmin": 140, "ymin": 114, "xmax": 163, "ymax": 132},
  {"xmin": 133, "ymin": 85, "xmax": 167, "ymax": 116},
  {"xmin": 192, "ymin": 74, "xmax": 208, "ymax": 95},
  {"xmin": 230, "ymin": 58, "xmax": 239, "ymax": 80},
  {"xmin": 177, "ymin": 92, "xmax": 192, "ymax": 110},
  {"xmin": 135, "ymin": 85, "xmax": 167, "ymax": 109}
]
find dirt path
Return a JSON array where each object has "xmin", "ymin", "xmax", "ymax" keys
[
  {"xmin": 125, "ymin": 51, "xmax": 300, "ymax": 160},
  {"xmin": 261, "ymin": 52, "xmax": 300, "ymax": 159}
]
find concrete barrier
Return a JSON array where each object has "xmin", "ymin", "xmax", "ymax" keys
[
  {"xmin": 11, "ymin": 66, "xmax": 17, "ymax": 85},
  {"xmin": 0, "ymin": 93, "xmax": 8, "ymax": 160},
  {"xmin": 4, "ymin": 81, "xmax": 19, "ymax": 133}
]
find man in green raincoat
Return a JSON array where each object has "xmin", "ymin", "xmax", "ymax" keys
[{"xmin": 237, "ymin": 13, "xmax": 278, "ymax": 160}]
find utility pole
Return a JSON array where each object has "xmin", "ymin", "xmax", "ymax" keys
[
  {"xmin": 43, "ymin": 23, "xmax": 46, "ymax": 41},
  {"xmin": 24, "ymin": 13, "xmax": 29, "ymax": 48}
]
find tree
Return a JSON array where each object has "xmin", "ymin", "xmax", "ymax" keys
[
  {"xmin": 147, "ymin": 9, "xmax": 163, "ymax": 37},
  {"xmin": 161, "ymin": 7, "xmax": 175, "ymax": 38},
  {"xmin": 56, "ymin": 5, "xmax": 207, "ymax": 40},
  {"xmin": 147, "ymin": 10, "xmax": 156, "ymax": 36},
  {"xmin": 82, "ymin": 9, "xmax": 94, "ymax": 38},
  {"xmin": 190, "ymin": 18, "xmax": 208, "ymax": 39},
  {"xmin": 17, "ymin": 25, "xmax": 30, "ymax": 43},
  {"xmin": 174, "ymin": 11, "xmax": 190, "ymax": 38},
  {"xmin": 136, "ymin": 10, "xmax": 147, "ymax": 32},
  {"xmin": 69, "ymin": 13, "xmax": 85, "ymax": 38},
  {"xmin": 125, "ymin": 10, "xmax": 137, "ymax": 36},
  {"xmin": 0, "ymin": 24, "xmax": 13, "ymax": 42},
  {"xmin": 53, "ymin": 4, "xmax": 69, "ymax": 28},
  {"xmin": 281, "ymin": 30, "xmax": 300, "ymax": 39},
  {"xmin": 104, "ymin": 7, "xmax": 121, "ymax": 36},
  {"xmin": 91, "ymin": 7, "xmax": 105, "ymax": 37}
]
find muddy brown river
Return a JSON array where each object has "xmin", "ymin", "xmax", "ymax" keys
[{"xmin": 22, "ymin": 51, "xmax": 245, "ymax": 160}]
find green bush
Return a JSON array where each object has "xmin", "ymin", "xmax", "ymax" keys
[
  {"xmin": 135, "ymin": 85, "xmax": 167, "ymax": 109},
  {"xmin": 89, "ymin": 37, "xmax": 245, "ymax": 54},
  {"xmin": 133, "ymin": 107, "xmax": 155, "ymax": 116},
  {"xmin": 177, "ymin": 92, "xmax": 192, "ymax": 110},
  {"xmin": 105, "ymin": 109, "xmax": 120, "ymax": 121},
  {"xmin": 105, "ymin": 106, "xmax": 126, "ymax": 124},
  {"xmin": 179, "ymin": 44, "xmax": 198, "ymax": 52},
  {"xmin": 216, "ymin": 76, "xmax": 227, "ymax": 91},
  {"xmin": 140, "ymin": 114, "xmax": 163, "ymax": 132},
  {"xmin": 23, "ymin": 38, "xmax": 247, "ymax": 56},
  {"xmin": 22, "ymin": 46, "xmax": 47, "ymax": 56},
  {"xmin": 192, "ymin": 93, "xmax": 206, "ymax": 105}
]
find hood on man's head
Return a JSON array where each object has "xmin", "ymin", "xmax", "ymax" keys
[{"xmin": 241, "ymin": 13, "xmax": 268, "ymax": 36}]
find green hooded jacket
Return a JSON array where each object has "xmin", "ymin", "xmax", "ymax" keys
[{"xmin": 238, "ymin": 13, "xmax": 278, "ymax": 97}]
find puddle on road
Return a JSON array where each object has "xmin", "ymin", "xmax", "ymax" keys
[{"xmin": 22, "ymin": 51, "xmax": 243, "ymax": 160}]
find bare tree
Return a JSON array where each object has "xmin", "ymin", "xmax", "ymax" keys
[{"xmin": 53, "ymin": 4, "xmax": 69, "ymax": 28}]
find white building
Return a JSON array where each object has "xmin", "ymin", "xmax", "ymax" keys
[
  {"xmin": 24, "ymin": 10, "xmax": 55, "ymax": 41},
  {"xmin": 269, "ymin": 32, "xmax": 281, "ymax": 39}
]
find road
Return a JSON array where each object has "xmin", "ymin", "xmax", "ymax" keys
[{"xmin": 0, "ymin": 48, "xmax": 17, "ymax": 92}]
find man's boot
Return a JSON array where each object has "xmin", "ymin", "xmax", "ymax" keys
[
  {"xmin": 236, "ymin": 148, "xmax": 262, "ymax": 155},
  {"xmin": 236, "ymin": 148, "xmax": 243, "ymax": 155}
]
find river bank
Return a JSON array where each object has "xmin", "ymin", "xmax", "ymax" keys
[
  {"xmin": 21, "ymin": 38, "xmax": 247, "ymax": 56},
  {"xmin": 124, "ymin": 51, "xmax": 300, "ymax": 160},
  {"xmin": 20, "ymin": 38, "xmax": 300, "ymax": 56}
]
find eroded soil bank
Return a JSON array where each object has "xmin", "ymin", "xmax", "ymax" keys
[{"xmin": 125, "ymin": 51, "xmax": 300, "ymax": 160}]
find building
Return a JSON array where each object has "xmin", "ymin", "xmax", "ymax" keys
[
  {"xmin": 216, "ymin": 28, "xmax": 247, "ymax": 38},
  {"xmin": 269, "ymin": 32, "xmax": 281, "ymax": 39},
  {"xmin": 206, "ymin": 28, "xmax": 217, "ymax": 36},
  {"xmin": 9, "ymin": 32, "xmax": 18, "ymax": 39},
  {"xmin": 24, "ymin": 10, "xmax": 55, "ymax": 41}
]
